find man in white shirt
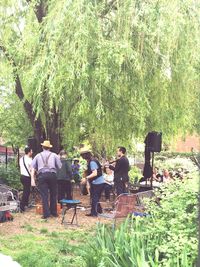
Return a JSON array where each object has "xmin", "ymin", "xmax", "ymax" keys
[{"xmin": 19, "ymin": 146, "xmax": 33, "ymax": 212}]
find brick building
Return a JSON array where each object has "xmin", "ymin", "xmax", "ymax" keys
[{"xmin": 171, "ymin": 135, "xmax": 200, "ymax": 153}]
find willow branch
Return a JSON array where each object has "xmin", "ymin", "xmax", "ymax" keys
[
  {"xmin": 26, "ymin": 0, "xmax": 47, "ymax": 23},
  {"xmin": 0, "ymin": 44, "xmax": 43, "ymax": 129}
]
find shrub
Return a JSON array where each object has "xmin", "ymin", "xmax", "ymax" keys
[
  {"xmin": 155, "ymin": 156, "xmax": 197, "ymax": 173},
  {"xmin": 83, "ymin": 176, "xmax": 198, "ymax": 266},
  {"xmin": 40, "ymin": 228, "xmax": 48, "ymax": 234},
  {"xmin": 0, "ymin": 163, "xmax": 21, "ymax": 190},
  {"xmin": 129, "ymin": 166, "xmax": 142, "ymax": 183}
]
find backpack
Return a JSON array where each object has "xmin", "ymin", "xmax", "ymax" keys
[{"xmin": 0, "ymin": 211, "xmax": 13, "ymax": 223}]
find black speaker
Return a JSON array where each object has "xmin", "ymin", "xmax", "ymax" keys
[
  {"xmin": 145, "ymin": 132, "xmax": 162, "ymax": 152},
  {"xmin": 28, "ymin": 137, "xmax": 37, "ymax": 153}
]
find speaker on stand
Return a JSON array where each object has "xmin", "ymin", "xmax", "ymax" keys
[{"xmin": 144, "ymin": 131, "xmax": 162, "ymax": 187}]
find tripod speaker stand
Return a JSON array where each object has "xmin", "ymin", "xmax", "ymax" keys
[{"xmin": 143, "ymin": 132, "xmax": 162, "ymax": 187}]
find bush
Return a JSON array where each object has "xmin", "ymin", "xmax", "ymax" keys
[
  {"xmin": 83, "ymin": 176, "xmax": 198, "ymax": 266},
  {"xmin": 0, "ymin": 163, "xmax": 21, "ymax": 190},
  {"xmin": 155, "ymin": 156, "xmax": 197, "ymax": 172},
  {"xmin": 129, "ymin": 166, "xmax": 142, "ymax": 183}
]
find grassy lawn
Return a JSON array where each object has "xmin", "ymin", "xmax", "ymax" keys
[{"xmin": 0, "ymin": 224, "xmax": 91, "ymax": 267}]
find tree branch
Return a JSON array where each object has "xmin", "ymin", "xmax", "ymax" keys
[
  {"xmin": 100, "ymin": 0, "xmax": 117, "ymax": 18},
  {"xmin": 26, "ymin": 0, "xmax": 47, "ymax": 23},
  {"xmin": 0, "ymin": 44, "xmax": 44, "ymax": 136}
]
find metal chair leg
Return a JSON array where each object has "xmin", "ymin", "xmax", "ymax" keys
[
  {"xmin": 61, "ymin": 207, "xmax": 67, "ymax": 224},
  {"xmin": 71, "ymin": 206, "xmax": 77, "ymax": 225}
]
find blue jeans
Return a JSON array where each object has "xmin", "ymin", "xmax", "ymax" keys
[{"xmin": 90, "ymin": 183, "xmax": 105, "ymax": 216}]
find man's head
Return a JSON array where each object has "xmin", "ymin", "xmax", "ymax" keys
[
  {"xmin": 163, "ymin": 169, "xmax": 169, "ymax": 178},
  {"xmin": 81, "ymin": 152, "xmax": 92, "ymax": 161},
  {"xmin": 60, "ymin": 150, "xmax": 67, "ymax": 159},
  {"xmin": 117, "ymin": 146, "xmax": 126, "ymax": 157},
  {"xmin": 74, "ymin": 159, "xmax": 79, "ymax": 164},
  {"xmin": 80, "ymin": 147, "xmax": 92, "ymax": 161},
  {"xmin": 41, "ymin": 140, "xmax": 52, "ymax": 150},
  {"xmin": 24, "ymin": 146, "xmax": 33, "ymax": 157},
  {"xmin": 153, "ymin": 167, "xmax": 158, "ymax": 174}
]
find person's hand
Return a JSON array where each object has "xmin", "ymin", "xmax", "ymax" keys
[
  {"xmin": 81, "ymin": 178, "xmax": 87, "ymax": 185},
  {"xmin": 31, "ymin": 179, "xmax": 36, "ymax": 187}
]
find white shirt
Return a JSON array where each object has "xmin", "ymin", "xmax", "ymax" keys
[
  {"xmin": 19, "ymin": 155, "xmax": 32, "ymax": 177},
  {"xmin": 104, "ymin": 173, "xmax": 114, "ymax": 185},
  {"xmin": 163, "ymin": 176, "xmax": 171, "ymax": 183}
]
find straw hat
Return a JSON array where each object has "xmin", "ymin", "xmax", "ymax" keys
[
  {"xmin": 79, "ymin": 146, "xmax": 91, "ymax": 155},
  {"xmin": 41, "ymin": 140, "xmax": 53, "ymax": 148}
]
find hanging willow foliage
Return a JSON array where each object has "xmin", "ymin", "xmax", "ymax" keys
[{"xmin": 0, "ymin": 0, "xmax": 200, "ymax": 152}]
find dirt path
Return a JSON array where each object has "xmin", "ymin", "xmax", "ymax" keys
[{"xmin": 0, "ymin": 194, "xmax": 107, "ymax": 236}]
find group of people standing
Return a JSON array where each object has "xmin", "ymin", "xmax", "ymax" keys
[
  {"xmin": 19, "ymin": 140, "xmax": 130, "ymax": 219},
  {"xmin": 80, "ymin": 146, "xmax": 130, "ymax": 217}
]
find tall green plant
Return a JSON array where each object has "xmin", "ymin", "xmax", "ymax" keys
[{"xmin": 83, "ymin": 176, "xmax": 198, "ymax": 266}]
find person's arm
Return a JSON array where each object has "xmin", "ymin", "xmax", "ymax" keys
[
  {"xmin": 31, "ymin": 156, "xmax": 38, "ymax": 187},
  {"xmin": 86, "ymin": 161, "xmax": 98, "ymax": 180},
  {"xmin": 55, "ymin": 155, "xmax": 62, "ymax": 169},
  {"xmin": 86, "ymin": 169, "xmax": 97, "ymax": 180},
  {"xmin": 109, "ymin": 164, "xmax": 115, "ymax": 171},
  {"xmin": 110, "ymin": 158, "xmax": 123, "ymax": 173},
  {"xmin": 31, "ymin": 168, "xmax": 36, "ymax": 187},
  {"xmin": 28, "ymin": 158, "xmax": 32, "ymax": 173}
]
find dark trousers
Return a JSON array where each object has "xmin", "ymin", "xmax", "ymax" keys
[
  {"xmin": 115, "ymin": 180, "xmax": 126, "ymax": 196},
  {"xmin": 90, "ymin": 183, "xmax": 105, "ymax": 216},
  {"xmin": 104, "ymin": 184, "xmax": 112, "ymax": 200},
  {"xmin": 38, "ymin": 172, "xmax": 57, "ymax": 218},
  {"xmin": 20, "ymin": 175, "xmax": 31, "ymax": 210},
  {"xmin": 57, "ymin": 180, "xmax": 72, "ymax": 202}
]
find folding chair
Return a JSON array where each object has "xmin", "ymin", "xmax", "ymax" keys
[{"xmin": 97, "ymin": 193, "xmax": 143, "ymax": 226}]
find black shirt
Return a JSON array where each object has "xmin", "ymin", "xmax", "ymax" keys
[{"xmin": 109, "ymin": 156, "xmax": 130, "ymax": 182}]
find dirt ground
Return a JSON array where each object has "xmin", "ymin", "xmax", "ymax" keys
[{"xmin": 0, "ymin": 192, "xmax": 108, "ymax": 236}]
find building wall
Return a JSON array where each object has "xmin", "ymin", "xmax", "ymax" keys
[{"xmin": 173, "ymin": 135, "xmax": 200, "ymax": 152}]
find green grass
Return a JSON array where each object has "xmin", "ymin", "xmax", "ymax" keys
[{"xmin": 0, "ymin": 228, "xmax": 90, "ymax": 267}]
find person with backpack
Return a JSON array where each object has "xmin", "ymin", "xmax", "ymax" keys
[
  {"xmin": 31, "ymin": 140, "xmax": 62, "ymax": 219},
  {"xmin": 80, "ymin": 147, "xmax": 105, "ymax": 217},
  {"xmin": 57, "ymin": 150, "xmax": 73, "ymax": 203},
  {"xmin": 19, "ymin": 146, "xmax": 33, "ymax": 212}
]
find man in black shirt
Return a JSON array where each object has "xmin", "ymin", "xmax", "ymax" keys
[{"xmin": 109, "ymin": 147, "xmax": 130, "ymax": 196}]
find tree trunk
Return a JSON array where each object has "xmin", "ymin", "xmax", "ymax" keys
[
  {"xmin": 1, "ymin": 1, "xmax": 63, "ymax": 154},
  {"xmin": 33, "ymin": 120, "xmax": 46, "ymax": 153},
  {"xmin": 49, "ymin": 130, "xmax": 61, "ymax": 154},
  {"xmin": 45, "ymin": 107, "xmax": 62, "ymax": 154}
]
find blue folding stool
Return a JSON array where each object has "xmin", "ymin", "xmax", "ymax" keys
[{"xmin": 60, "ymin": 199, "xmax": 81, "ymax": 225}]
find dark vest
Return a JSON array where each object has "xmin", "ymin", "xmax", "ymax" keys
[{"xmin": 87, "ymin": 159, "xmax": 102, "ymax": 183}]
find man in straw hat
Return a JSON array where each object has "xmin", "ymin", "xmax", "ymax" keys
[
  {"xmin": 80, "ymin": 147, "xmax": 105, "ymax": 217},
  {"xmin": 31, "ymin": 140, "xmax": 62, "ymax": 219}
]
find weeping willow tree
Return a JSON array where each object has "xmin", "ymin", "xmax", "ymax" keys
[{"xmin": 0, "ymin": 0, "xmax": 200, "ymax": 153}]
